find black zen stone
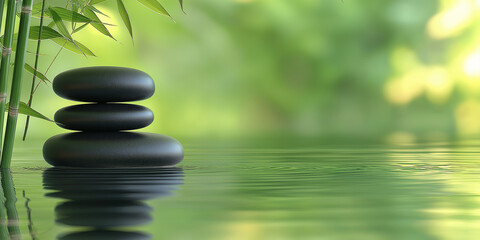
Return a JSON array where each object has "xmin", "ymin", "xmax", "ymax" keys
[
  {"xmin": 53, "ymin": 67, "xmax": 155, "ymax": 102},
  {"xmin": 43, "ymin": 132, "xmax": 183, "ymax": 168},
  {"xmin": 55, "ymin": 103, "xmax": 154, "ymax": 131}
]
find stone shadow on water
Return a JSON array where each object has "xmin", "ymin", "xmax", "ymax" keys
[{"xmin": 42, "ymin": 167, "xmax": 184, "ymax": 240}]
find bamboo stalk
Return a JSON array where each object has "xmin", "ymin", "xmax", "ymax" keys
[
  {"xmin": 1, "ymin": 0, "xmax": 34, "ymax": 168},
  {"xmin": 23, "ymin": 0, "xmax": 47, "ymax": 141},
  {"xmin": 0, "ymin": 0, "xmax": 18, "ymax": 158},
  {"xmin": 0, "ymin": 1, "xmax": 5, "ymax": 34}
]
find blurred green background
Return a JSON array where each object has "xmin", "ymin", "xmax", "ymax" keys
[
  {"xmin": 6, "ymin": 2, "xmax": 480, "ymax": 240},
  {"xmin": 17, "ymin": 0, "xmax": 480, "ymax": 142}
]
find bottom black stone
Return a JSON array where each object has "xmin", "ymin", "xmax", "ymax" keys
[{"xmin": 43, "ymin": 132, "xmax": 183, "ymax": 168}]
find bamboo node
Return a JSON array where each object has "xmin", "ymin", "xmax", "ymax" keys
[
  {"xmin": 21, "ymin": 6, "xmax": 32, "ymax": 14},
  {"xmin": 8, "ymin": 106, "xmax": 18, "ymax": 117},
  {"xmin": 6, "ymin": 219, "xmax": 19, "ymax": 226},
  {"xmin": 2, "ymin": 47, "xmax": 12, "ymax": 56}
]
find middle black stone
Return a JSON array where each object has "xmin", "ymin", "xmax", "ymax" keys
[{"xmin": 55, "ymin": 103, "xmax": 154, "ymax": 131}]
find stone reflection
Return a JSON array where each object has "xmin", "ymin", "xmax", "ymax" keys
[{"xmin": 42, "ymin": 167, "xmax": 184, "ymax": 240}]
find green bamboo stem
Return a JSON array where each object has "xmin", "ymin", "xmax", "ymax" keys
[
  {"xmin": 0, "ymin": 1, "xmax": 5, "ymax": 35},
  {"xmin": 1, "ymin": 0, "xmax": 34, "ymax": 168},
  {"xmin": 23, "ymin": 0, "xmax": 47, "ymax": 141},
  {"xmin": 1, "ymin": 169, "xmax": 21, "ymax": 239},
  {"xmin": 0, "ymin": 0, "xmax": 18, "ymax": 158}
]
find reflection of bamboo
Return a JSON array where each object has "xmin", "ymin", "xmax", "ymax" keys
[
  {"xmin": 1, "ymin": 169, "xmax": 21, "ymax": 240},
  {"xmin": 0, "ymin": 172, "xmax": 9, "ymax": 239},
  {"xmin": 23, "ymin": 190, "xmax": 36, "ymax": 240}
]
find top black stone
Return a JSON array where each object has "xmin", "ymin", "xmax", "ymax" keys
[{"xmin": 53, "ymin": 67, "xmax": 155, "ymax": 102}]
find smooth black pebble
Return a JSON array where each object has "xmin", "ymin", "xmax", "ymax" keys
[
  {"xmin": 55, "ymin": 103, "xmax": 154, "ymax": 131},
  {"xmin": 53, "ymin": 66, "xmax": 155, "ymax": 102},
  {"xmin": 43, "ymin": 132, "xmax": 183, "ymax": 168}
]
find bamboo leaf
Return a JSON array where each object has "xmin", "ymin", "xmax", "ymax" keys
[
  {"xmin": 83, "ymin": 7, "xmax": 115, "ymax": 39},
  {"xmin": 72, "ymin": 22, "xmax": 89, "ymax": 34},
  {"xmin": 47, "ymin": 8, "xmax": 72, "ymax": 39},
  {"xmin": 88, "ymin": 5, "xmax": 109, "ymax": 18},
  {"xmin": 6, "ymin": 102, "xmax": 53, "ymax": 122},
  {"xmin": 48, "ymin": 7, "xmax": 91, "ymax": 23},
  {"xmin": 72, "ymin": 3, "xmax": 78, "ymax": 29},
  {"xmin": 71, "ymin": 3, "xmax": 78, "ymax": 12},
  {"xmin": 29, "ymin": 26, "xmax": 63, "ymax": 40},
  {"xmin": 179, "ymin": 0, "xmax": 185, "ymax": 13},
  {"xmin": 24, "ymin": 64, "xmax": 50, "ymax": 83},
  {"xmin": 51, "ymin": 38, "xmax": 96, "ymax": 56},
  {"xmin": 48, "ymin": 8, "xmax": 86, "ymax": 56},
  {"xmin": 89, "ymin": 0, "xmax": 108, "ymax": 5},
  {"xmin": 116, "ymin": 0, "xmax": 133, "ymax": 41},
  {"xmin": 137, "ymin": 0, "xmax": 172, "ymax": 19}
]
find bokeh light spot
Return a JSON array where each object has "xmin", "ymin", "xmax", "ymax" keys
[
  {"xmin": 464, "ymin": 48, "xmax": 480, "ymax": 77},
  {"xmin": 427, "ymin": 0, "xmax": 473, "ymax": 39}
]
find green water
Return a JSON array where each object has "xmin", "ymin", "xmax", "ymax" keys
[{"xmin": 2, "ymin": 139, "xmax": 480, "ymax": 239}]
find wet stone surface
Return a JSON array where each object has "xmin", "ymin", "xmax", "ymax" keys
[
  {"xmin": 55, "ymin": 103, "xmax": 154, "ymax": 131},
  {"xmin": 43, "ymin": 132, "xmax": 184, "ymax": 168},
  {"xmin": 53, "ymin": 66, "xmax": 155, "ymax": 103}
]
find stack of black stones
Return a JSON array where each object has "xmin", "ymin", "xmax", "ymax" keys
[{"xmin": 43, "ymin": 67, "xmax": 184, "ymax": 168}]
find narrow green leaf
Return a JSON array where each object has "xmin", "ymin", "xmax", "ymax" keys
[
  {"xmin": 88, "ymin": 5, "xmax": 109, "ymax": 18},
  {"xmin": 47, "ymin": 8, "xmax": 71, "ymax": 39},
  {"xmin": 116, "ymin": 0, "xmax": 133, "ymax": 41},
  {"xmin": 49, "ymin": 7, "xmax": 92, "ymax": 23},
  {"xmin": 83, "ymin": 7, "xmax": 115, "ymax": 39},
  {"xmin": 72, "ymin": 3, "xmax": 78, "ymax": 12},
  {"xmin": 89, "ymin": 0, "xmax": 108, "ymax": 5},
  {"xmin": 29, "ymin": 26, "xmax": 63, "ymax": 40},
  {"xmin": 179, "ymin": 0, "xmax": 185, "ymax": 13},
  {"xmin": 48, "ymin": 8, "xmax": 86, "ymax": 56},
  {"xmin": 24, "ymin": 64, "xmax": 50, "ymax": 83},
  {"xmin": 137, "ymin": 0, "xmax": 172, "ymax": 19},
  {"xmin": 51, "ymin": 38, "xmax": 96, "ymax": 56},
  {"xmin": 72, "ymin": 22, "xmax": 89, "ymax": 34},
  {"xmin": 6, "ymin": 102, "xmax": 53, "ymax": 122},
  {"xmin": 72, "ymin": 3, "xmax": 78, "ymax": 29}
]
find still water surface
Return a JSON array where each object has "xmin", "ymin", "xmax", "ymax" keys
[{"xmin": 1, "ymin": 139, "xmax": 480, "ymax": 239}]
